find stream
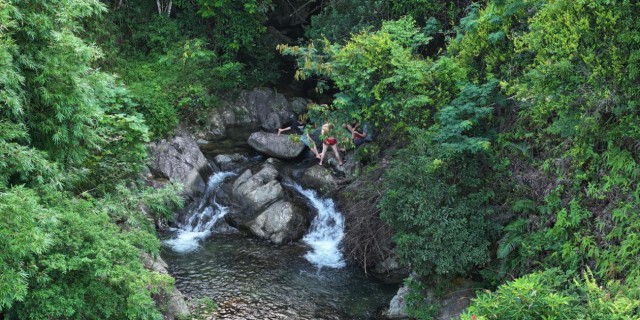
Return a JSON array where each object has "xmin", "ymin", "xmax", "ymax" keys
[{"xmin": 160, "ymin": 133, "xmax": 399, "ymax": 319}]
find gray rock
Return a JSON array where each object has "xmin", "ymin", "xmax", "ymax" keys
[
  {"xmin": 435, "ymin": 278, "xmax": 476, "ymax": 320},
  {"xmin": 214, "ymin": 153, "xmax": 249, "ymax": 171},
  {"xmin": 244, "ymin": 180, "xmax": 283, "ymax": 211},
  {"xmin": 140, "ymin": 253, "xmax": 190, "ymax": 320},
  {"xmin": 232, "ymin": 166, "xmax": 279, "ymax": 200},
  {"xmin": 372, "ymin": 253, "xmax": 411, "ymax": 284},
  {"xmin": 290, "ymin": 97, "xmax": 309, "ymax": 115},
  {"xmin": 386, "ymin": 276, "xmax": 476, "ymax": 320},
  {"xmin": 167, "ymin": 288, "xmax": 190, "ymax": 320},
  {"xmin": 248, "ymin": 200, "xmax": 308, "ymax": 244},
  {"xmin": 148, "ymin": 133, "xmax": 213, "ymax": 197},
  {"xmin": 387, "ymin": 285, "xmax": 410, "ymax": 319},
  {"xmin": 212, "ymin": 88, "xmax": 295, "ymax": 133},
  {"xmin": 300, "ymin": 165, "xmax": 338, "ymax": 195},
  {"xmin": 248, "ymin": 131, "xmax": 305, "ymax": 159},
  {"xmin": 232, "ymin": 169, "xmax": 253, "ymax": 195},
  {"xmin": 226, "ymin": 164, "xmax": 309, "ymax": 244}
]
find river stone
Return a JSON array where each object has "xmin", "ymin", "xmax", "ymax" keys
[
  {"xmin": 248, "ymin": 200, "xmax": 307, "ymax": 244},
  {"xmin": 147, "ymin": 132, "xmax": 213, "ymax": 198},
  {"xmin": 248, "ymin": 131, "xmax": 305, "ymax": 159},
  {"xmin": 300, "ymin": 165, "xmax": 338, "ymax": 195},
  {"xmin": 386, "ymin": 284, "xmax": 410, "ymax": 319},
  {"xmin": 232, "ymin": 166, "xmax": 279, "ymax": 199},
  {"xmin": 244, "ymin": 179, "xmax": 283, "ymax": 211},
  {"xmin": 214, "ymin": 153, "xmax": 249, "ymax": 171}
]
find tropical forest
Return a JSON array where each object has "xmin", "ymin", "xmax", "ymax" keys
[{"xmin": 1, "ymin": 0, "xmax": 639, "ymax": 319}]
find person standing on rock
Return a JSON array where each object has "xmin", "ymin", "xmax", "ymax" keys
[
  {"xmin": 318, "ymin": 122, "xmax": 344, "ymax": 166},
  {"xmin": 278, "ymin": 114, "xmax": 321, "ymax": 159}
]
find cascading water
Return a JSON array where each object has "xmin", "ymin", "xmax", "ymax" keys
[
  {"xmin": 164, "ymin": 171, "xmax": 236, "ymax": 253},
  {"xmin": 162, "ymin": 171, "xmax": 399, "ymax": 319},
  {"xmin": 291, "ymin": 183, "xmax": 346, "ymax": 269}
]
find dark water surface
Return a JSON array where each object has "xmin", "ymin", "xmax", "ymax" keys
[{"xmin": 161, "ymin": 232, "xmax": 399, "ymax": 319}]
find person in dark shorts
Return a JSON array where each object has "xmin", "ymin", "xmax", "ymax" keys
[{"xmin": 278, "ymin": 115, "xmax": 320, "ymax": 158}]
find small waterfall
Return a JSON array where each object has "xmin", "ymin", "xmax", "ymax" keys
[
  {"xmin": 292, "ymin": 183, "xmax": 346, "ymax": 269},
  {"xmin": 164, "ymin": 171, "xmax": 236, "ymax": 253}
]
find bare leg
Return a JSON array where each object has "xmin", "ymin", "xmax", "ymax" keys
[
  {"xmin": 331, "ymin": 144, "xmax": 344, "ymax": 165},
  {"xmin": 310, "ymin": 141, "xmax": 321, "ymax": 159},
  {"xmin": 319, "ymin": 143, "xmax": 329, "ymax": 165}
]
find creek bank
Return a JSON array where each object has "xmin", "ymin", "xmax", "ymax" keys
[
  {"xmin": 144, "ymin": 131, "xmax": 218, "ymax": 319},
  {"xmin": 140, "ymin": 253, "xmax": 191, "ymax": 320},
  {"xmin": 385, "ymin": 275, "xmax": 477, "ymax": 320}
]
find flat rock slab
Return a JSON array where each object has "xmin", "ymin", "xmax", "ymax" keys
[{"xmin": 248, "ymin": 131, "xmax": 305, "ymax": 159}]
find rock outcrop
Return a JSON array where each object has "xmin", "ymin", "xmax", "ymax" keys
[
  {"xmin": 147, "ymin": 132, "xmax": 216, "ymax": 198},
  {"xmin": 225, "ymin": 162, "xmax": 309, "ymax": 244},
  {"xmin": 140, "ymin": 253, "xmax": 191, "ymax": 320},
  {"xmin": 248, "ymin": 200, "xmax": 307, "ymax": 244},
  {"xmin": 208, "ymin": 88, "xmax": 309, "ymax": 139},
  {"xmin": 386, "ymin": 275, "xmax": 476, "ymax": 320},
  {"xmin": 247, "ymin": 131, "xmax": 306, "ymax": 159}
]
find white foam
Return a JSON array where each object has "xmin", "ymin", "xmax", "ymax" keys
[
  {"xmin": 164, "ymin": 171, "xmax": 236, "ymax": 252},
  {"xmin": 292, "ymin": 184, "xmax": 346, "ymax": 269},
  {"xmin": 164, "ymin": 230, "xmax": 211, "ymax": 253}
]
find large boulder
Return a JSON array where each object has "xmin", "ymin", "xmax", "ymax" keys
[
  {"xmin": 147, "ymin": 133, "xmax": 215, "ymax": 198},
  {"xmin": 208, "ymin": 88, "xmax": 309, "ymax": 139},
  {"xmin": 232, "ymin": 165, "xmax": 279, "ymax": 200},
  {"xmin": 248, "ymin": 131, "xmax": 305, "ymax": 159},
  {"xmin": 243, "ymin": 180, "xmax": 283, "ymax": 211},
  {"xmin": 300, "ymin": 165, "xmax": 338, "ymax": 196},
  {"xmin": 248, "ymin": 200, "xmax": 308, "ymax": 244},
  {"xmin": 213, "ymin": 153, "xmax": 249, "ymax": 171},
  {"xmin": 226, "ymin": 163, "xmax": 310, "ymax": 244}
]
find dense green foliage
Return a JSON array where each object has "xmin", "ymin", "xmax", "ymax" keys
[
  {"xmin": 460, "ymin": 269, "xmax": 639, "ymax": 319},
  {"xmin": 280, "ymin": 17, "xmax": 462, "ymax": 130},
  {"xmin": 287, "ymin": 0, "xmax": 640, "ymax": 318},
  {"xmin": 305, "ymin": 0, "xmax": 476, "ymax": 43},
  {"xmin": 0, "ymin": 0, "xmax": 182, "ymax": 318},
  {"xmin": 379, "ymin": 81, "xmax": 502, "ymax": 276},
  {"xmin": 4, "ymin": 0, "xmax": 640, "ymax": 318},
  {"xmin": 91, "ymin": 0, "xmax": 279, "ymax": 138}
]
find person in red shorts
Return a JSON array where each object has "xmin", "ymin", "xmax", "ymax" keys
[{"xmin": 318, "ymin": 122, "xmax": 344, "ymax": 166}]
